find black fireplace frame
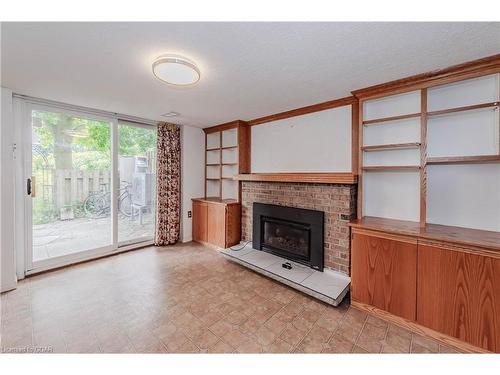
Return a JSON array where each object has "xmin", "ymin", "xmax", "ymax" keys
[{"xmin": 253, "ymin": 202, "xmax": 324, "ymax": 271}]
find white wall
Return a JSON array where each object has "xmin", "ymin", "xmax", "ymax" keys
[
  {"xmin": 180, "ymin": 124, "xmax": 205, "ymax": 242},
  {"xmin": 363, "ymin": 171, "xmax": 421, "ymax": 222},
  {"xmin": 363, "ymin": 91, "xmax": 420, "ymax": 120},
  {"xmin": 1, "ymin": 87, "xmax": 17, "ymax": 292},
  {"xmin": 427, "ymin": 165, "xmax": 500, "ymax": 231},
  {"xmin": 251, "ymin": 105, "xmax": 352, "ymax": 173}
]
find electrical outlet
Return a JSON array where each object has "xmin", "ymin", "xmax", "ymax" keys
[{"xmin": 187, "ymin": 210, "xmax": 192, "ymax": 218}]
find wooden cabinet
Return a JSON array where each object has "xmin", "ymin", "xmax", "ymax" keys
[
  {"xmin": 192, "ymin": 200, "xmax": 208, "ymax": 242},
  {"xmin": 192, "ymin": 198, "xmax": 241, "ymax": 248},
  {"xmin": 207, "ymin": 203, "xmax": 225, "ymax": 247},
  {"xmin": 351, "ymin": 229, "xmax": 417, "ymax": 321},
  {"xmin": 350, "ymin": 217, "xmax": 500, "ymax": 352},
  {"xmin": 417, "ymin": 243, "xmax": 500, "ymax": 352}
]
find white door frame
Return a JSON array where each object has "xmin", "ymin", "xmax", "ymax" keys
[{"xmin": 22, "ymin": 101, "xmax": 155, "ymax": 274}]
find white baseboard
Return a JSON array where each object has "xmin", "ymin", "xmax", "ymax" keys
[{"xmin": 1, "ymin": 279, "xmax": 17, "ymax": 293}]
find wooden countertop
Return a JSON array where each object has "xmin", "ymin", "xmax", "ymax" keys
[
  {"xmin": 350, "ymin": 216, "xmax": 500, "ymax": 255},
  {"xmin": 192, "ymin": 197, "xmax": 240, "ymax": 206},
  {"xmin": 235, "ymin": 173, "xmax": 357, "ymax": 184}
]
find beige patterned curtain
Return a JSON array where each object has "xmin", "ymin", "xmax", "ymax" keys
[{"xmin": 155, "ymin": 122, "xmax": 181, "ymax": 245}]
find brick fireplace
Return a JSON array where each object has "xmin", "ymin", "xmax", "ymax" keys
[{"xmin": 241, "ymin": 181, "xmax": 357, "ymax": 275}]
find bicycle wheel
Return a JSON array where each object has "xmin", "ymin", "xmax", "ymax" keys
[
  {"xmin": 119, "ymin": 193, "xmax": 133, "ymax": 217},
  {"xmin": 83, "ymin": 194, "xmax": 108, "ymax": 218}
]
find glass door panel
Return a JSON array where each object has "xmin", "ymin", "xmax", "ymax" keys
[
  {"xmin": 117, "ymin": 121, "xmax": 157, "ymax": 245},
  {"xmin": 31, "ymin": 108, "xmax": 112, "ymax": 263}
]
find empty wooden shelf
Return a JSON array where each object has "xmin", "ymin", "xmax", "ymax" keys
[
  {"xmin": 362, "ymin": 166, "xmax": 421, "ymax": 171},
  {"xmin": 363, "ymin": 112, "xmax": 421, "ymax": 125},
  {"xmin": 362, "ymin": 142, "xmax": 421, "ymax": 151},
  {"xmin": 427, "ymin": 101, "xmax": 499, "ymax": 117},
  {"xmin": 426, "ymin": 155, "xmax": 500, "ymax": 165}
]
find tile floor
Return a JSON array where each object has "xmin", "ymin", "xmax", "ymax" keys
[{"xmin": 0, "ymin": 242, "xmax": 460, "ymax": 354}]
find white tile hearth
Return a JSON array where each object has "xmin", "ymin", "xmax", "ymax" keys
[
  {"xmin": 240, "ymin": 249, "xmax": 283, "ymax": 268},
  {"xmin": 221, "ymin": 243, "xmax": 350, "ymax": 306},
  {"xmin": 301, "ymin": 269, "xmax": 351, "ymax": 299},
  {"xmin": 266, "ymin": 259, "xmax": 314, "ymax": 284}
]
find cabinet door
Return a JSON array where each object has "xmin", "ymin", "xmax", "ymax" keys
[
  {"xmin": 351, "ymin": 231, "xmax": 417, "ymax": 321},
  {"xmin": 207, "ymin": 203, "xmax": 226, "ymax": 248},
  {"xmin": 192, "ymin": 201, "xmax": 208, "ymax": 242},
  {"xmin": 417, "ymin": 244, "xmax": 500, "ymax": 352},
  {"xmin": 225, "ymin": 204, "xmax": 241, "ymax": 248}
]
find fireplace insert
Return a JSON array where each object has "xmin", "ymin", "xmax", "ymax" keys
[{"xmin": 253, "ymin": 202, "xmax": 324, "ymax": 271}]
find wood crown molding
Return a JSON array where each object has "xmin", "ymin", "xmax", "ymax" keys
[
  {"xmin": 203, "ymin": 96, "xmax": 356, "ymax": 133},
  {"xmin": 203, "ymin": 120, "xmax": 249, "ymax": 134},
  {"xmin": 236, "ymin": 172, "xmax": 357, "ymax": 184},
  {"xmin": 247, "ymin": 96, "xmax": 356, "ymax": 126},
  {"xmin": 203, "ymin": 53, "xmax": 500, "ymax": 132},
  {"xmin": 352, "ymin": 53, "xmax": 500, "ymax": 100}
]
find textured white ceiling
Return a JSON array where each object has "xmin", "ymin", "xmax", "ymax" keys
[{"xmin": 1, "ymin": 22, "xmax": 499, "ymax": 128}]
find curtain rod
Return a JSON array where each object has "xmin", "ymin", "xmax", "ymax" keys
[{"xmin": 12, "ymin": 93, "xmax": 158, "ymax": 126}]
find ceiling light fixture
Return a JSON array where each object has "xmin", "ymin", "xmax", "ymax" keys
[
  {"xmin": 162, "ymin": 111, "xmax": 180, "ymax": 118},
  {"xmin": 152, "ymin": 54, "xmax": 200, "ymax": 86}
]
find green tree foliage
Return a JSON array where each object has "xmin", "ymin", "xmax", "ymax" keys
[
  {"xmin": 78, "ymin": 122, "xmax": 157, "ymax": 156},
  {"xmin": 33, "ymin": 111, "xmax": 156, "ymax": 170},
  {"xmin": 32, "ymin": 111, "xmax": 157, "ymax": 224}
]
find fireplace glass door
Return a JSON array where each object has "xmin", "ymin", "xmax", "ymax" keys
[{"xmin": 262, "ymin": 218, "xmax": 311, "ymax": 261}]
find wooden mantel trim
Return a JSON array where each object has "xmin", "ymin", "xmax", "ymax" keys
[
  {"xmin": 236, "ymin": 173, "xmax": 357, "ymax": 184},
  {"xmin": 351, "ymin": 53, "xmax": 500, "ymax": 100}
]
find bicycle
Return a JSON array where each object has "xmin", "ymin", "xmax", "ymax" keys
[{"xmin": 83, "ymin": 181, "xmax": 134, "ymax": 218}]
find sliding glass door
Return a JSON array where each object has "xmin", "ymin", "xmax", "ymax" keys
[
  {"xmin": 117, "ymin": 121, "xmax": 157, "ymax": 246},
  {"xmin": 26, "ymin": 104, "xmax": 156, "ymax": 271}
]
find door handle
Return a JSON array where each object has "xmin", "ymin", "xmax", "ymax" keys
[{"xmin": 27, "ymin": 176, "xmax": 36, "ymax": 197}]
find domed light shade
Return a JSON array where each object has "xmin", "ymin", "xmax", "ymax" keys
[{"xmin": 152, "ymin": 55, "xmax": 200, "ymax": 86}]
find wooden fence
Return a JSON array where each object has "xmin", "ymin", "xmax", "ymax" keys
[{"xmin": 37, "ymin": 169, "xmax": 111, "ymax": 210}]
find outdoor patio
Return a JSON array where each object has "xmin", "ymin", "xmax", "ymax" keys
[{"xmin": 33, "ymin": 214, "xmax": 155, "ymax": 261}]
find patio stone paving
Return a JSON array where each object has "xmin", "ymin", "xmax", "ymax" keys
[{"xmin": 32, "ymin": 214, "xmax": 154, "ymax": 261}]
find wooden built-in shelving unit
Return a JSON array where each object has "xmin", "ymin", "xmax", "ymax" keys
[
  {"xmin": 203, "ymin": 120, "xmax": 250, "ymax": 202},
  {"xmin": 357, "ymin": 71, "xmax": 500, "ymax": 226},
  {"xmin": 350, "ymin": 56, "xmax": 500, "ymax": 353}
]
